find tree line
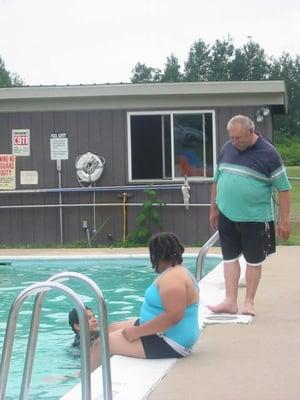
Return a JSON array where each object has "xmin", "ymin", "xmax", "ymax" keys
[
  {"xmin": 130, "ymin": 37, "xmax": 300, "ymax": 137},
  {"xmin": 1, "ymin": 37, "xmax": 300, "ymax": 137},
  {"xmin": 0, "ymin": 56, "xmax": 23, "ymax": 87}
]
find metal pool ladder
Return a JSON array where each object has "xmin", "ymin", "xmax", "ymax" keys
[
  {"xmin": 195, "ymin": 230, "xmax": 219, "ymax": 281},
  {"xmin": 0, "ymin": 272, "xmax": 112, "ymax": 400}
]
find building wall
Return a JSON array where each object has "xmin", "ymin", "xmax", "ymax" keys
[{"xmin": 0, "ymin": 106, "xmax": 272, "ymax": 246}]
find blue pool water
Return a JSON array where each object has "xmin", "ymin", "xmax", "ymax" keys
[{"xmin": 0, "ymin": 255, "xmax": 221, "ymax": 399}]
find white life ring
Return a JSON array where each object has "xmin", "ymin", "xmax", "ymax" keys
[{"xmin": 75, "ymin": 152, "xmax": 105, "ymax": 183}]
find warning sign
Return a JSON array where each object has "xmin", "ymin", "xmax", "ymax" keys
[
  {"xmin": 0, "ymin": 154, "xmax": 16, "ymax": 190},
  {"xmin": 12, "ymin": 129, "xmax": 30, "ymax": 156},
  {"xmin": 50, "ymin": 133, "xmax": 69, "ymax": 160}
]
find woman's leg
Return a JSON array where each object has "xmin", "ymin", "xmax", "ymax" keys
[
  {"xmin": 109, "ymin": 329, "xmax": 145, "ymax": 358},
  {"xmin": 109, "ymin": 318, "xmax": 137, "ymax": 332},
  {"xmin": 91, "ymin": 320, "xmax": 145, "ymax": 371}
]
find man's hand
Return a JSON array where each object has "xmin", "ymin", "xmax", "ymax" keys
[
  {"xmin": 277, "ymin": 190, "xmax": 290, "ymax": 240},
  {"xmin": 277, "ymin": 220, "xmax": 291, "ymax": 241},
  {"xmin": 209, "ymin": 205, "xmax": 219, "ymax": 231}
]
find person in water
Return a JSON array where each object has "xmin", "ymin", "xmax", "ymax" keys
[
  {"xmin": 90, "ymin": 232, "xmax": 200, "ymax": 371},
  {"xmin": 68, "ymin": 306, "xmax": 99, "ymax": 348}
]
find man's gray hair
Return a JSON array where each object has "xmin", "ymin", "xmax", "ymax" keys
[{"xmin": 227, "ymin": 115, "xmax": 255, "ymax": 132}]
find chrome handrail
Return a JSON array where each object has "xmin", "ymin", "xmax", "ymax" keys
[
  {"xmin": 195, "ymin": 231, "xmax": 219, "ymax": 282},
  {"xmin": 0, "ymin": 282, "xmax": 91, "ymax": 400},
  {"xmin": 50, "ymin": 272, "xmax": 112, "ymax": 400},
  {"xmin": 21, "ymin": 272, "xmax": 112, "ymax": 400}
]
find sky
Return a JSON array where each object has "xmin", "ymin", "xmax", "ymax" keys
[{"xmin": 0, "ymin": 0, "xmax": 299, "ymax": 86}]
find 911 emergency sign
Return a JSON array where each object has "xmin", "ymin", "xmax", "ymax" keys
[{"xmin": 12, "ymin": 129, "xmax": 30, "ymax": 156}]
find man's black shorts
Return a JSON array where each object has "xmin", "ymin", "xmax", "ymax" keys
[{"xmin": 218, "ymin": 211, "xmax": 276, "ymax": 265}]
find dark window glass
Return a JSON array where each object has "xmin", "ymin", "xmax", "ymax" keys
[{"xmin": 130, "ymin": 112, "xmax": 213, "ymax": 180}]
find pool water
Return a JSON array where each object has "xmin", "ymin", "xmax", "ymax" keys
[{"xmin": 0, "ymin": 255, "xmax": 221, "ymax": 399}]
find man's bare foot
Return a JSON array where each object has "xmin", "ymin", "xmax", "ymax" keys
[
  {"xmin": 242, "ymin": 301, "xmax": 255, "ymax": 316},
  {"xmin": 207, "ymin": 299, "xmax": 238, "ymax": 314}
]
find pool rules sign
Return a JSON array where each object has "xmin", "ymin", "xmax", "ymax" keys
[{"xmin": 50, "ymin": 133, "xmax": 69, "ymax": 160}]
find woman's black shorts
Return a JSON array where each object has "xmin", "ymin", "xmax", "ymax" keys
[
  {"xmin": 134, "ymin": 319, "xmax": 183, "ymax": 359},
  {"xmin": 218, "ymin": 211, "xmax": 276, "ymax": 265}
]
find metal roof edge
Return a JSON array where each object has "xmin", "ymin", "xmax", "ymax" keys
[{"xmin": 0, "ymin": 80, "xmax": 286, "ymax": 100}]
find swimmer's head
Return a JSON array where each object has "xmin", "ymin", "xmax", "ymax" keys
[{"xmin": 68, "ymin": 306, "xmax": 99, "ymax": 335}]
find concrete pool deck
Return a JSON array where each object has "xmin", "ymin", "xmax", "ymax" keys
[
  {"xmin": 0, "ymin": 246, "xmax": 299, "ymax": 400},
  {"xmin": 148, "ymin": 246, "xmax": 300, "ymax": 400},
  {"xmin": 0, "ymin": 246, "xmax": 219, "ymax": 257}
]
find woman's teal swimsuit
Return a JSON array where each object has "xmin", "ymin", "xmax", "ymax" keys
[{"xmin": 140, "ymin": 268, "xmax": 200, "ymax": 354}]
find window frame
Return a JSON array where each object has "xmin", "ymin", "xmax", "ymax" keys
[{"xmin": 127, "ymin": 109, "xmax": 216, "ymax": 182}]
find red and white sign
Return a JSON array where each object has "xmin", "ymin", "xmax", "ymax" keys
[
  {"xmin": 12, "ymin": 129, "xmax": 30, "ymax": 156},
  {"xmin": 0, "ymin": 154, "xmax": 16, "ymax": 190}
]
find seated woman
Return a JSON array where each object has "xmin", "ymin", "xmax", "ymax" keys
[
  {"xmin": 90, "ymin": 232, "xmax": 200, "ymax": 371},
  {"xmin": 68, "ymin": 306, "xmax": 99, "ymax": 348}
]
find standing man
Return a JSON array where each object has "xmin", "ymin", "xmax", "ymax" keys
[{"xmin": 209, "ymin": 115, "xmax": 291, "ymax": 316}]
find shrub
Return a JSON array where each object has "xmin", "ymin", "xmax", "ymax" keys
[
  {"xmin": 129, "ymin": 188, "xmax": 165, "ymax": 245},
  {"xmin": 274, "ymin": 135, "xmax": 300, "ymax": 166}
]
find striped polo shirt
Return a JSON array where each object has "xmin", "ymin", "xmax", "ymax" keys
[{"xmin": 214, "ymin": 135, "xmax": 291, "ymax": 222}]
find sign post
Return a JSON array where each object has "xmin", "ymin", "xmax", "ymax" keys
[{"xmin": 50, "ymin": 133, "xmax": 69, "ymax": 246}]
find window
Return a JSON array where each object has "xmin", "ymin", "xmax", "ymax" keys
[{"xmin": 128, "ymin": 111, "xmax": 215, "ymax": 181}]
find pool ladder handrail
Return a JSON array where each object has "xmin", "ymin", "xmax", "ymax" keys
[
  {"xmin": 46, "ymin": 272, "xmax": 112, "ymax": 400},
  {"xmin": 195, "ymin": 230, "xmax": 219, "ymax": 282},
  {"xmin": 0, "ymin": 272, "xmax": 113, "ymax": 400},
  {"xmin": 0, "ymin": 281, "xmax": 92, "ymax": 400}
]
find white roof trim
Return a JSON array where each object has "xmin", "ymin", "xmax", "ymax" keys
[
  {"xmin": 0, "ymin": 81, "xmax": 287, "ymax": 113},
  {"xmin": 0, "ymin": 81, "xmax": 286, "ymax": 99}
]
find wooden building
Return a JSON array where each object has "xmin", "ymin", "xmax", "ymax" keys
[{"xmin": 0, "ymin": 81, "xmax": 287, "ymax": 246}]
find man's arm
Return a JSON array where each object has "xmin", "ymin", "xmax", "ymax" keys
[
  {"xmin": 277, "ymin": 190, "xmax": 291, "ymax": 240},
  {"xmin": 209, "ymin": 182, "xmax": 219, "ymax": 231}
]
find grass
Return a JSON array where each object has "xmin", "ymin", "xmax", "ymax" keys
[{"xmin": 276, "ymin": 166, "xmax": 300, "ymax": 245}]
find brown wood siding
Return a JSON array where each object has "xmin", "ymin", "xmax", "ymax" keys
[{"xmin": 0, "ymin": 106, "xmax": 273, "ymax": 246}]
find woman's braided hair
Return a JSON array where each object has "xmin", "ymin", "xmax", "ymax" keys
[{"xmin": 149, "ymin": 232, "xmax": 185, "ymax": 273}]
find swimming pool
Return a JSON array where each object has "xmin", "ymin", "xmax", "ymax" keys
[{"xmin": 0, "ymin": 255, "xmax": 221, "ymax": 399}]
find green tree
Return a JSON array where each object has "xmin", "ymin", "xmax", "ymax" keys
[
  {"xmin": 230, "ymin": 40, "xmax": 270, "ymax": 80},
  {"xmin": 184, "ymin": 39, "xmax": 211, "ymax": 81},
  {"xmin": 10, "ymin": 72, "xmax": 24, "ymax": 86},
  {"xmin": 270, "ymin": 53, "xmax": 300, "ymax": 136},
  {"xmin": 130, "ymin": 62, "xmax": 161, "ymax": 83},
  {"xmin": 161, "ymin": 54, "xmax": 182, "ymax": 82},
  {"xmin": 208, "ymin": 37, "xmax": 234, "ymax": 81},
  {"xmin": 129, "ymin": 37, "xmax": 299, "ymax": 136},
  {"xmin": 0, "ymin": 56, "xmax": 24, "ymax": 87},
  {"xmin": 0, "ymin": 56, "xmax": 12, "ymax": 87}
]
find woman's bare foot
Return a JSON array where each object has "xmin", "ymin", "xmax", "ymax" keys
[
  {"xmin": 242, "ymin": 301, "xmax": 255, "ymax": 316},
  {"xmin": 207, "ymin": 299, "xmax": 238, "ymax": 314}
]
